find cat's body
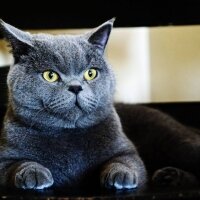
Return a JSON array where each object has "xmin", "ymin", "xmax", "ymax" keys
[
  {"xmin": 1, "ymin": 106, "xmax": 144, "ymax": 188},
  {"xmin": 116, "ymin": 104, "xmax": 200, "ymax": 187}
]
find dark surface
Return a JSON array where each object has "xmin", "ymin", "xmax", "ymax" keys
[
  {"xmin": 0, "ymin": 66, "xmax": 9, "ymax": 107},
  {"xmin": 1, "ymin": 66, "xmax": 200, "ymax": 199},
  {"xmin": 1, "ymin": 186, "xmax": 200, "ymax": 200},
  {"xmin": 0, "ymin": 0, "xmax": 200, "ymax": 30}
]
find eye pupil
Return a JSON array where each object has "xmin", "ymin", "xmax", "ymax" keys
[
  {"xmin": 88, "ymin": 70, "xmax": 93, "ymax": 77},
  {"xmin": 49, "ymin": 72, "xmax": 54, "ymax": 79}
]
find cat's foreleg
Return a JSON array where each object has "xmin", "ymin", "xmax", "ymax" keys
[
  {"xmin": 100, "ymin": 153, "xmax": 147, "ymax": 190},
  {"xmin": 0, "ymin": 161, "xmax": 53, "ymax": 189}
]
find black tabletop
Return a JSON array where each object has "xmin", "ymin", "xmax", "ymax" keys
[{"xmin": 0, "ymin": 186, "xmax": 200, "ymax": 200}]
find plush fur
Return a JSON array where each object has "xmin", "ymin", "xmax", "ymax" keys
[{"xmin": 0, "ymin": 19, "xmax": 147, "ymax": 190}]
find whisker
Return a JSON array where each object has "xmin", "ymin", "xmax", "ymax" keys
[
  {"xmin": 51, "ymin": 100, "xmax": 70, "ymax": 110},
  {"xmin": 86, "ymin": 97, "xmax": 98, "ymax": 104},
  {"xmin": 49, "ymin": 98, "xmax": 65, "ymax": 107}
]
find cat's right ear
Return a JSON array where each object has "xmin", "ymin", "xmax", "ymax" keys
[
  {"xmin": 0, "ymin": 19, "xmax": 33, "ymax": 63},
  {"xmin": 85, "ymin": 18, "xmax": 115, "ymax": 54}
]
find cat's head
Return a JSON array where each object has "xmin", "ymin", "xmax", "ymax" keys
[{"xmin": 0, "ymin": 19, "xmax": 116, "ymax": 129}]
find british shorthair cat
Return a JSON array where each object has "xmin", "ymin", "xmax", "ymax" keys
[
  {"xmin": 0, "ymin": 19, "xmax": 146, "ymax": 190},
  {"xmin": 1, "ymin": 19, "xmax": 200, "ymax": 191}
]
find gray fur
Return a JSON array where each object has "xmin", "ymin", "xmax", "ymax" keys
[{"xmin": 0, "ymin": 19, "xmax": 147, "ymax": 189}]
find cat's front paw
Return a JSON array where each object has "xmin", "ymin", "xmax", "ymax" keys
[
  {"xmin": 152, "ymin": 167, "xmax": 199, "ymax": 188},
  {"xmin": 152, "ymin": 167, "xmax": 181, "ymax": 187},
  {"xmin": 14, "ymin": 162, "xmax": 54, "ymax": 189},
  {"xmin": 101, "ymin": 163, "xmax": 138, "ymax": 190}
]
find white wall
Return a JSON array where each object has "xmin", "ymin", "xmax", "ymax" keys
[
  {"xmin": 150, "ymin": 25, "xmax": 200, "ymax": 102},
  {"xmin": 107, "ymin": 28, "xmax": 150, "ymax": 103},
  {"xmin": 0, "ymin": 40, "xmax": 13, "ymax": 66}
]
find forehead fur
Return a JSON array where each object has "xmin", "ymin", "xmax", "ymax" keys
[
  {"xmin": 0, "ymin": 19, "xmax": 114, "ymax": 71},
  {"xmin": 28, "ymin": 34, "xmax": 99, "ymax": 74}
]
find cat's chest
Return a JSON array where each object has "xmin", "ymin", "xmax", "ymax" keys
[
  {"xmin": 23, "ymin": 129, "xmax": 114, "ymax": 166},
  {"xmin": 5, "ymin": 124, "xmax": 123, "ymax": 187}
]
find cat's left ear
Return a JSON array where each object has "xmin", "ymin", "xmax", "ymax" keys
[
  {"xmin": 86, "ymin": 18, "xmax": 115, "ymax": 54},
  {"xmin": 0, "ymin": 19, "xmax": 33, "ymax": 63}
]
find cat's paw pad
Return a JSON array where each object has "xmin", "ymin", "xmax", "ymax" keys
[
  {"xmin": 14, "ymin": 162, "xmax": 54, "ymax": 189},
  {"xmin": 152, "ymin": 167, "xmax": 182, "ymax": 187},
  {"xmin": 101, "ymin": 164, "xmax": 138, "ymax": 190}
]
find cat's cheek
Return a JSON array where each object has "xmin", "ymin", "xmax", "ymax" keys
[
  {"xmin": 98, "ymin": 77, "xmax": 114, "ymax": 97},
  {"xmin": 9, "ymin": 80, "xmax": 41, "ymax": 109},
  {"xmin": 77, "ymin": 90, "xmax": 99, "ymax": 114},
  {"xmin": 41, "ymin": 90, "xmax": 77, "ymax": 115}
]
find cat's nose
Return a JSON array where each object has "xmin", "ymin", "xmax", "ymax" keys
[{"xmin": 68, "ymin": 83, "xmax": 83, "ymax": 94}]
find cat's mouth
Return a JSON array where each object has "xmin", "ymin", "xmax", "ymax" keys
[{"xmin": 75, "ymin": 100, "xmax": 82, "ymax": 110}]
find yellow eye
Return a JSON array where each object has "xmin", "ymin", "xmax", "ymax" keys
[
  {"xmin": 84, "ymin": 69, "xmax": 97, "ymax": 81},
  {"xmin": 43, "ymin": 70, "xmax": 59, "ymax": 83}
]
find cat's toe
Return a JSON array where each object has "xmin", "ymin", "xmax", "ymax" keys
[
  {"xmin": 14, "ymin": 162, "xmax": 54, "ymax": 189},
  {"xmin": 152, "ymin": 167, "xmax": 181, "ymax": 187},
  {"xmin": 101, "ymin": 165, "xmax": 138, "ymax": 190},
  {"xmin": 113, "ymin": 171, "xmax": 137, "ymax": 189}
]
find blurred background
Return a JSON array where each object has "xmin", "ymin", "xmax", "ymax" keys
[{"xmin": 1, "ymin": 25, "xmax": 200, "ymax": 103}]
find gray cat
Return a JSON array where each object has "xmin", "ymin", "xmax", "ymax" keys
[{"xmin": 0, "ymin": 19, "xmax": 147, "ymax": 190}]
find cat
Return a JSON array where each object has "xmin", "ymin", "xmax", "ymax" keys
[
  {"xmin": 0, "ymin": 19, "xmax": 147, "ymax": 190},
  {"xmin": 1, "ymin": 19, "xmax": 200, "ymax": 192}
]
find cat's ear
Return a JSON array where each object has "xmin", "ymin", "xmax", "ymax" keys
[
  {"xmin": 0, "ymin": 19, "xmax": 33, "ymax": 63},
  {"xmin": 86, "ymin": 18, "xmax": 115, "ymax": 53}
]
